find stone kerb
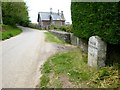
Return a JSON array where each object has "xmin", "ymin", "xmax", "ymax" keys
[{"xmin": 88, "ymin": 36, "xmax": 107, "ymax": 69}]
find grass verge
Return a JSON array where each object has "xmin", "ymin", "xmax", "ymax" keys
[
  {"xmin": 40, "ymin": 49, "xmax": 120, "ymax": 88},
  {"xmin": 44, "ymin": 32, "xmax": 65, "ymax": 44},
  {"xmin": 0, "ymin": 24, "xmax": 22, "ymax": 40}
]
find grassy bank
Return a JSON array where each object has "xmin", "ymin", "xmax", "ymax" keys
[
  {"xmin": 39, "ymin": 49, "xmax": 119, "ymax": 88},
  {"xmin": 45, "ymin": 32, "xmax": 65, "ymax": 44},
  {"xmin": 0, "ymin": 24, "xmax": 22, "ymax": 40}
]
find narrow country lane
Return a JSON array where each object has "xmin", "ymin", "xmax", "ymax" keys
[{"xmin": 1, "ymin": 26, "xmax": 57, "ymax": 88}]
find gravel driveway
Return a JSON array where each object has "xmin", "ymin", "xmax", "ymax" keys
[{"xmin": 1, "ymin": 26, "xmax": 60, "ymax": 88}]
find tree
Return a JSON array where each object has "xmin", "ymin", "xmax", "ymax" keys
[{"xmin": 2, "ymin": 0, "xmax": 30, "ymax": 26}]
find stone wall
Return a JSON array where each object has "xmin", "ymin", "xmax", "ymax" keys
[
  {"xmin": 70, "ymin": 33, "xmax": 88, "ymax": 53},
  {"xmin": 49, "ymin": 30, "xmax": 71, "ymax": 43},
  {"xmin": 79, "ymin": 38, "xmax": 88, "ymax": 53},
  {"xmin": 49, "ymin": 30, "xmax": 88, "ymax": 53},
  {"xmin": 70, "ymin": 33, "xmax": 79, "ymax": 46},
  {"xmin": 49, "ymin": 30, "xmax": 119, "ymax": 68}
]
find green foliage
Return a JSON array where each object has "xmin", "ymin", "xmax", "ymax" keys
[
  {"xmin": 59, "ymin": 25, "xmax": 66, "ymax": 31},
  {"xmin": 45, "ymin": 32, "xmax": 65, "ymax": 44},
  {"xmin": 2, "ymin": 1, "xmax": 30, "ymax": 26},
  {"xmin": 42, "ymin": 60, "xmax": 52, "ymax": 74},
  {"xmin": 0, "ymin": 24, "xmax": 22, "ymax": 40},
  {"xmin": 53, "ymin": 25, "xmax": 58, "ymax": 29},
  {"xmin": 40, "ymin": 49, "xmax": 119, "ymax": 88},
  {"xmin": 59, "ymin": 25, "xmax": 73, "ymax": 33},
  {"xmin": 49, "ymin": 24, "xmax": 56, "ymax": 30},
  {"xmin": 71, "ymin": 2, "xmax": 120, "ymax": 44},
  {"xmin": 28, "ymin": 23, "xmax": 42, "ymax": 30},
  {"xmin": 40, "ymin": 50, "xmax": 94, "ymax": 87},
  {"xmin": 88, "ymin": 66, "xmax": 119, "ymax": 88},
  {"xmin": 49, "ymin": 24, "xmax": 59, "ymax": 30},
  {"xmin": 49, "ymin": 24, "xmax": 73, "ymax": 33},
  {"xmin": 68, "ymin": 69, "xmax": 90, "ymax": 83},
  {"xmin": 66, "ymin": 25, "xmax": 73, "ymax": 33},
  {"xmin": 40, "ymin": 74, "xmax": 50, "ymax": 88},
  {"xmin": 99, "ymin": 69, "xmax": 110, "ymax": 78}
]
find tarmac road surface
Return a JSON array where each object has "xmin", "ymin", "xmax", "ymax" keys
[{"xmin": 1, "ymin": 26, "xmax": 57, "ymax": 88}]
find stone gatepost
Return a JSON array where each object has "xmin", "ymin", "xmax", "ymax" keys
[{"xmin": 88, "ymin": 36, "xmax": 107, "ymax": 68}]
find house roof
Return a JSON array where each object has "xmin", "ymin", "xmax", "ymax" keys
[{"xmin": 38, "ymin": 12, "xmax": 65, "ymax": 21}]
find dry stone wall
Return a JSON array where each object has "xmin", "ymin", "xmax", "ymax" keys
[
  {"xmin": 49, "ymin": 30, "xmax": 71, "ymax": 43},
  {"xmin": 70, "ymin": 33, "xmax": 79, "ymax": 46},
  {"xmin": 49, "ymin": 30, "xmax": 88, "ymax": 53}
]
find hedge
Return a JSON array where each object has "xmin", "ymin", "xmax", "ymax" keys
[{"xmin": 71, "ymin": 2, "xmax": 120, "ymax": 44}]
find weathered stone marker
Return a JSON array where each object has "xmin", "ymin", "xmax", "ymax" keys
[{"xmin": 88, "ymin": 36, "xmax": 107, "ymax": 68}]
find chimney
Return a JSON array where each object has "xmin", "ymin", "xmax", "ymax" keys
[
  {"xmin": 58, "ymin": 9, "xmax": 60, "ymax": 15},
  {"xmin": 61, "ymin": 11, "xmax": 63, "ymax": 16},
  {"xmin": 50, "ymin": 8, "xmax": 52, "ymax": 14}
]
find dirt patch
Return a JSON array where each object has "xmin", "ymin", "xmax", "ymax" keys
[
  {"xmin": 59, "ymin": 74, "xmax": 89, "ymax": 88},
  {"xmin": 59, "ymin": 74, "xmax": 75, "ymax": 88}
]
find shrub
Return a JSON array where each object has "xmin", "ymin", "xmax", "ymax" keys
[
  {"xmin": 28, "ymin": 23, "xmax": 41, "ymax": 29},
  {"xmin": 49, "ymin": 24, "xmax": 55, "ymax": 30},
  {"xmin": 59, "ymin": 25, "xmax": 73, "ymax": 33},
  {"xmin": 54, "ymin": 25, "xmax": 59, "ymax": 29},
  {"xmin": 59, "ymin": 25, "xmax": 67, "ymax": 31},
  {"xmin": 66, "ymin": 25, "xmax": 73, "ymax": 33},
  {"xmin": 71, "ymin": 2, "xmax": 120, "ymax": 44}
]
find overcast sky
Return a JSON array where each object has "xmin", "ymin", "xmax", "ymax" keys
[{"xmin": 24, "ymin": 0, "xmax": 72, "ymax": 24}]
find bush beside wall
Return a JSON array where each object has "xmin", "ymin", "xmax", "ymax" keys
[{"xmin": 71, "ymin": 2, "xmax": 120, "ymax": 44}]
